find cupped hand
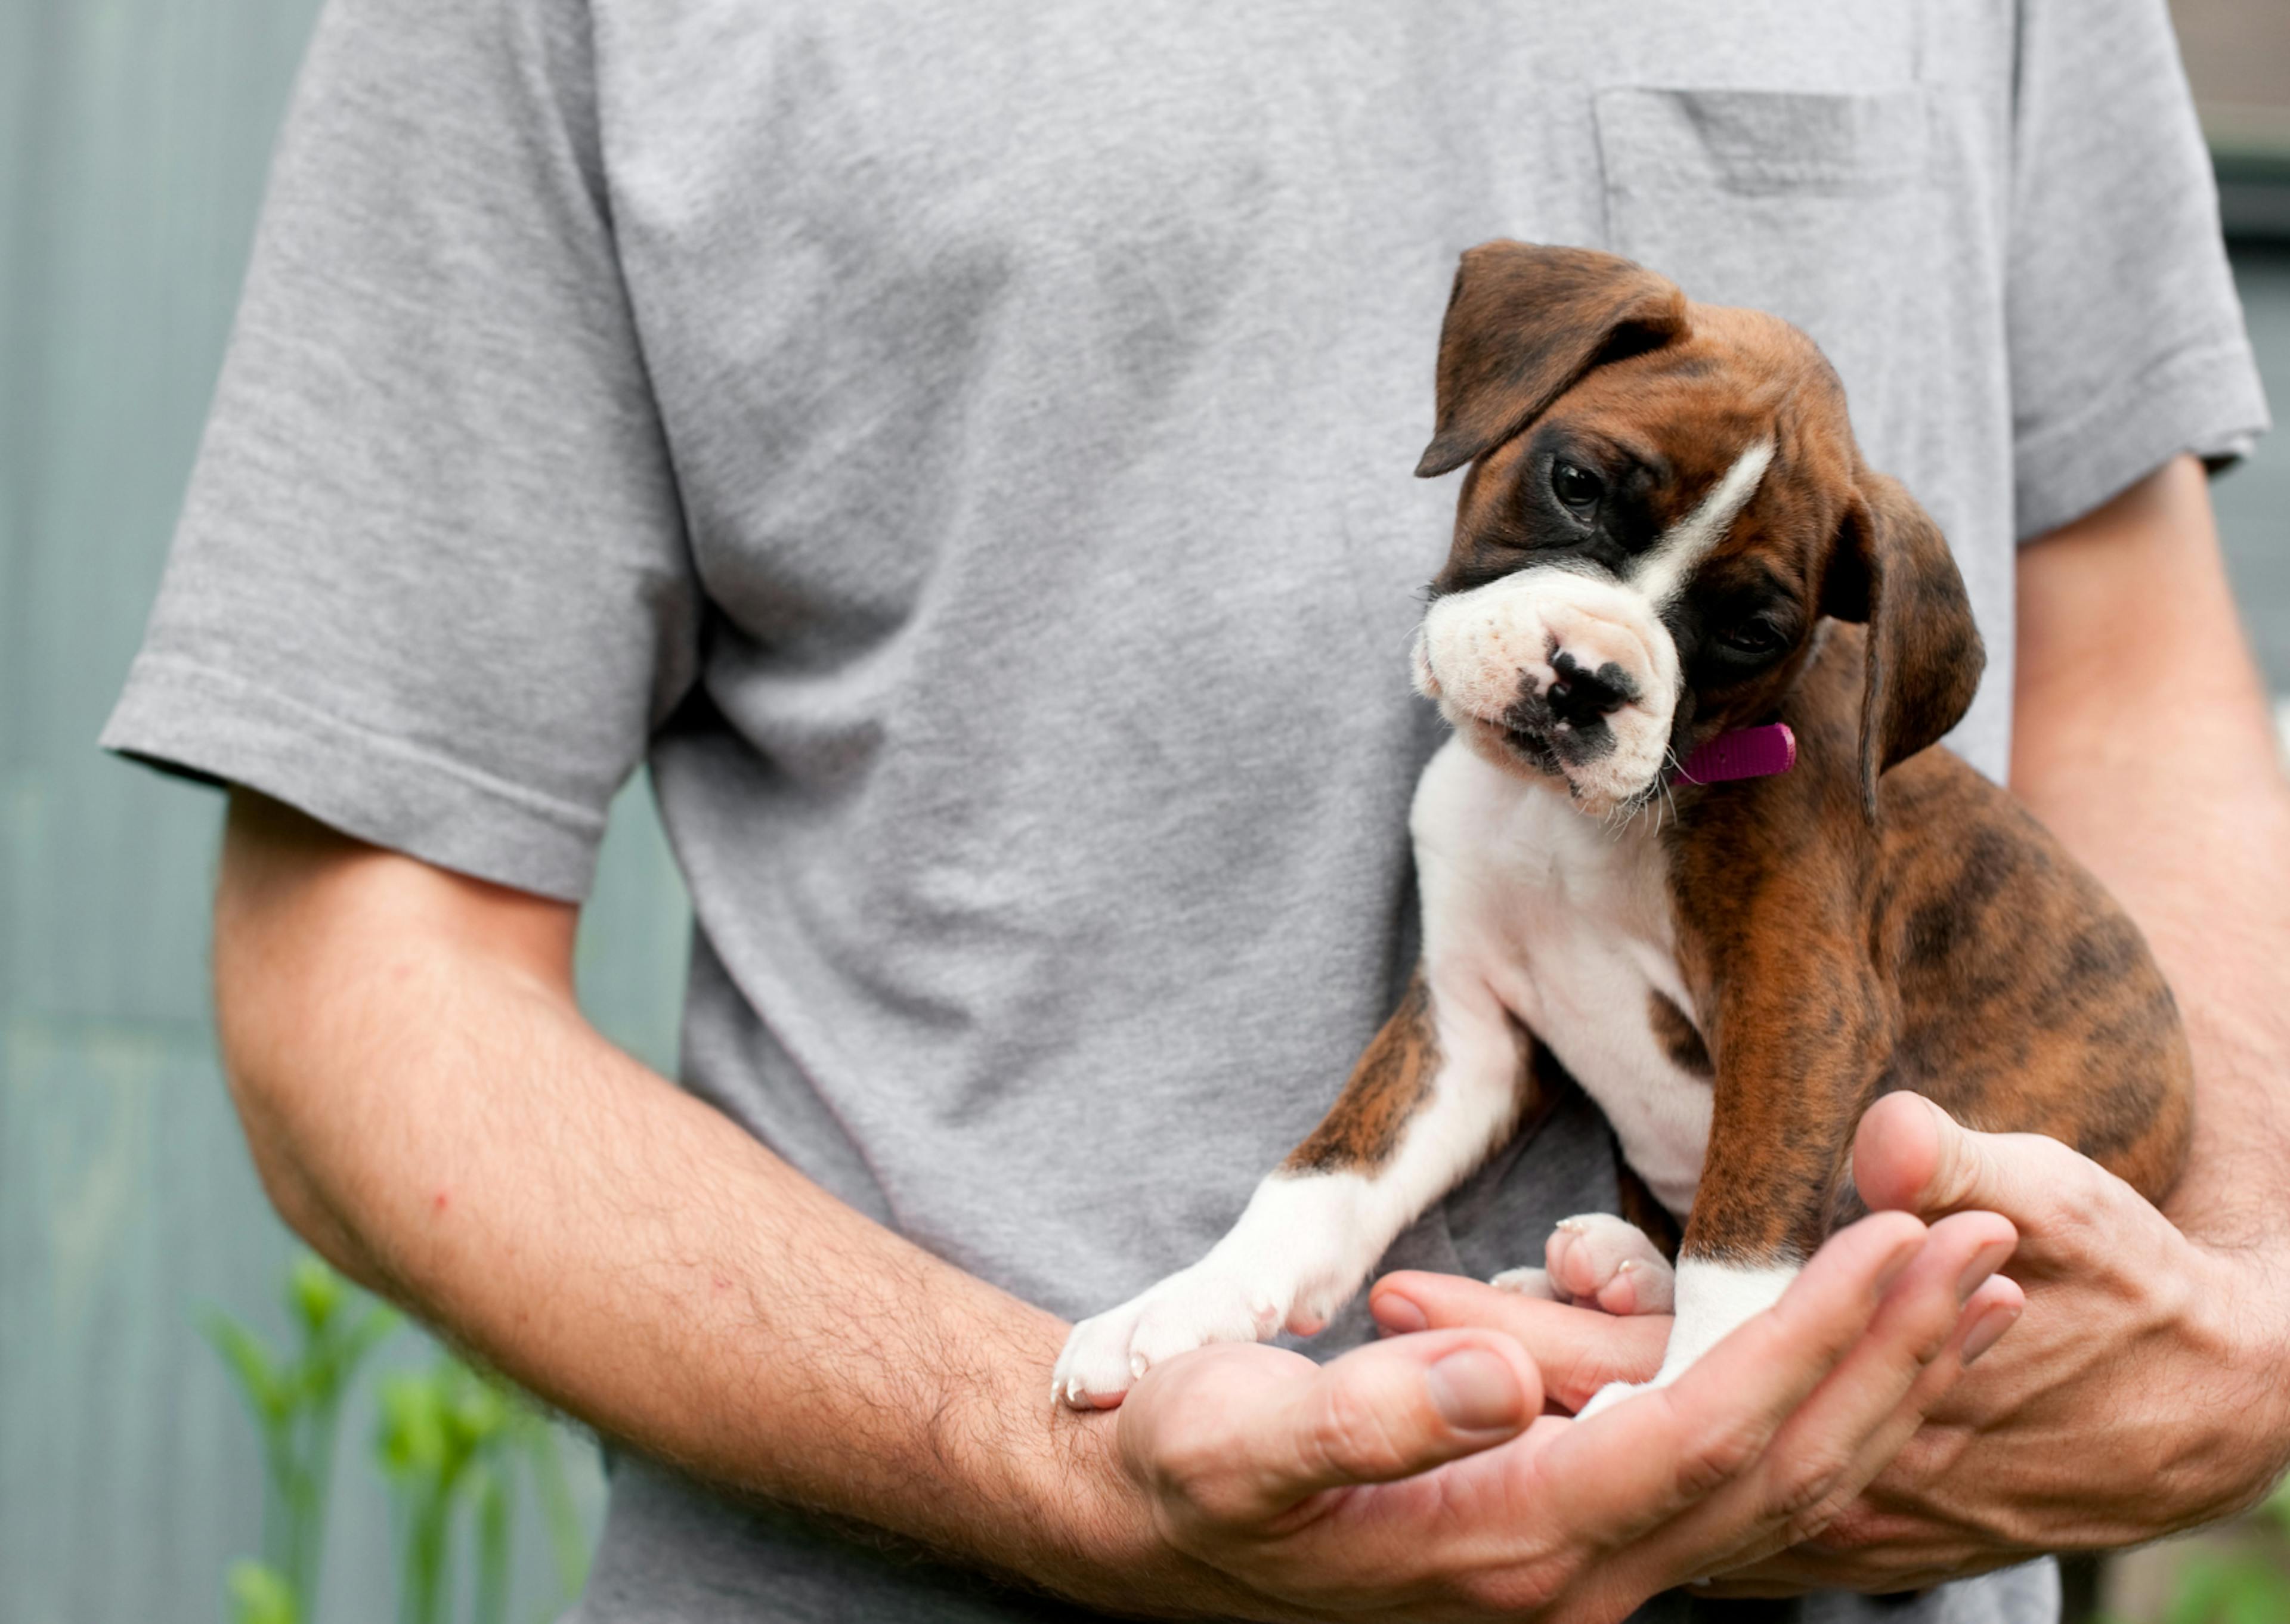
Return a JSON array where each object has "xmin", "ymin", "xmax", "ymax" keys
[
  {"xmin": 1730, "ymin": 1093, "xmax": 2290, "ymax": 1592},
  {"xmin": 1373, "ymin": 1093, "xmax": 2290, "ymax": 1600},
  {"xmin": 1104, "ymin": 1208, "xmax": 2012, "ymax": 1622}
]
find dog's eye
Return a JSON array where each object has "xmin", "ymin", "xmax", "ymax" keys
[
  {"xmin": 1551, "ymin": 461, "xmax": 1605, "ymax": 509},
  {"xmin": 1718, "ymin": 619, "xmax": 1785, "ymax": 656}
]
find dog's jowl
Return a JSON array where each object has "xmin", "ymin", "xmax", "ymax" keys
[{"xmin": 1053, "ymin": 242, "xmax": 2192, "ymax": 1412}]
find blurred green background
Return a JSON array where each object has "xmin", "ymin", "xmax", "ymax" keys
[{"xmin": 1, "ymin": 3, "xmax": 2284, "ymax": 1621}]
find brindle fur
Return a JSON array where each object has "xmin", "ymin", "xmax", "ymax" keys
[
  {"xmin": 1282, "ymin": 241, "xmax": 2192, "ymax": 1270},
  {"xmin": 1666, "ymin": 628, "xmax": 2191, "ymax": 1260},
  {"xmin": 1286, "ymin": 969, "xmax": 1442, "ymax": 1173},
  {"xmin": 1646, "ymin": 991, "xmax": 1713, "ymax": 1078},
  {"xmin": 1617, "ymin": 1159, "xmax": 1685, "ymax": 1263},
  {"xmin": 1289, "ymin": 972, "xmax": 1547, "ymax": 1176}
]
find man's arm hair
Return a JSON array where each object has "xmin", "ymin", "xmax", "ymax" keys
[
  {"xmin": 2010, "ymin": 453, "xmax": 2290, "ymax": 1250},
  {"xmin": 210, "ymin": 791, "xmax": 1208, "ymax": 1610}
]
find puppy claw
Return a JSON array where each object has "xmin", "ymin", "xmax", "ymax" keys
[
  {"xmin": 1545, "ymin": 1213, "xmax": 1675, "ymax": 1315},
  {"xmin": 1053, "ymin": 1263, "xmax": 1302, "ymax": 1409}
]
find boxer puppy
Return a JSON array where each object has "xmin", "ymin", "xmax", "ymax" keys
[{"xmin": 1054, "ymin": 241, "xmax": 2192, "ymax": 1413}]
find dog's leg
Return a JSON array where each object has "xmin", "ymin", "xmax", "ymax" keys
[
  {"xmin": 1053, "ymin": 968, "xmax": 1534, "ymax": 1408},
  {"xmin": 1577, "ymin": 1022, "xmax": 1865, "ymax": 1417}
]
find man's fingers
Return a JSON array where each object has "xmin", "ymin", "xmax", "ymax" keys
[
  {"xmin": 1533, "ymin": 1213, "xmax": 1929, "ymax": 1552},
  {"xmin": 1371, "ymin": 1271, "xmax": 1670, "ymax": 1410},
  {"xmin": 1122, "ymin": 1329, "xmax": 1542, "ymax": 1528},
  {"xmin": 1632, "ymin": 1211, "xmax": 2018, "ymax": 1586},
  {"xmin": 1853, "ymin": 1093, "xmax": 2128, "ymax": 1267},
  {"xmin": 1746, "ymin": 1210, "xmax": 2017, "ymax": 1513},
  {"xmin": 1686, "ymin": 1272, "xmax": 2027, "ymax": 1598}
]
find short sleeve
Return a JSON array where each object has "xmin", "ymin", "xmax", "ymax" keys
[
  {"xmin": 100, "ymin": 0, "xmax": 697, "ymax": 901},
  {"xmin": 2006, "ymin": 0, "xmax": 2272, "ymax": 541}
]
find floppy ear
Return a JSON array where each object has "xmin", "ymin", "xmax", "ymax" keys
[
  {"xmin": 1415, "ymin": 241, "xmax": 1689, "ymax": 478},
  {"xmin": 1822, "ymin": 471, "xmax": 1985, "ymax": 821}
]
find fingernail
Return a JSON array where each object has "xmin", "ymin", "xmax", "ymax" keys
[
  {"xmin": 1426, "ymin": 1349, "xmax": 1524, "ymax": 1431},
  {"xmin": 1375, "ymin": 1293, "xmax": 1428, "ymax": 1336},
  {"xmin": 1957, "ymin": 1240, "xmax": 2013, "ymax": 1304},
  {"xmin": 1960, "ymin": 1302, "xmax": 2020, "ymax": 1366}
]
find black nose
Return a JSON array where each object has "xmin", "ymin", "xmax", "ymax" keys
[{"xmin": 1545, "ymin": 652, "xmax": 1634, "ymax": 729}]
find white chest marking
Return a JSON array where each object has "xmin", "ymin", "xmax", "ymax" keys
[{"xmin": 1413, "ymin": 740, "xmax": 1713, "ymax": 1216}]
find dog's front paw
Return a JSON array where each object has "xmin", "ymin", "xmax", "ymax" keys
[
  {"xmin": 1544, "ymin": 1213, "xmax": 1675, "ymax": 1315},
  {"xmin": 1053, "ymin": 1266, "xmax": 1293, "ymax": 1410}
]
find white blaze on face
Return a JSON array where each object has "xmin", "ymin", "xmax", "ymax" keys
[
  {"xmin": 1413, "ymin": 440, "xmax": 1776, "ymax": 814},
  {"xmin": 1631, "ymin": 439, "xmax": 1776, "ymax": 608}
]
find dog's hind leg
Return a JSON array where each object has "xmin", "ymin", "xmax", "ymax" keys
[
  {"xmin": 1500, "ymin": 1160, "xmax": 1684, "ymax": 1312},
  {"xmin": 1520, "ymin": 1213, "xmax": 1677, "ymax": 1315}
]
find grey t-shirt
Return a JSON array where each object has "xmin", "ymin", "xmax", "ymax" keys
[{"xmin": 106, "ymin": 1, "xmax": 2268, "ymax": 1620}]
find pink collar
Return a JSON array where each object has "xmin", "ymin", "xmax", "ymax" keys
[{"xmin": 1673, "ymin": 723, "xmax": 1797, "ymax": 785}]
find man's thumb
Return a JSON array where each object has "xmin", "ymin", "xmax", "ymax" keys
[
  {"xmin": 1854, "ymin": 1092, "xmax": 2087, "ymax": 1232},
  {"xmin": 1259, "ymin": 1329, "xmax": 1540, "ymax": 1502}
]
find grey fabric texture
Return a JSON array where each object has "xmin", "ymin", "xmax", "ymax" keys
[{"xmin": 104, "ymin": 1, "xmax": 2266, "ymax": 1620}]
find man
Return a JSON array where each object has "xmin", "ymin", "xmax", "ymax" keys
[{"xmin": 106, "ymin": 1, "xmax": 2285, "ymax": 1619}]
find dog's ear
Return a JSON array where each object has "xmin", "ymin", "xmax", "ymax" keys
[
  {"xmin": 1822, "ymin": 471, "xmax": 1985, "ymax": 821},
  {"xmin": 1415, "ymin": 242, "xmax": 1689, "ymax": 478}
]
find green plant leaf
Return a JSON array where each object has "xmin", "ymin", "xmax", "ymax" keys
[
  {"xmin": 342, "ymin": 1303, "xmax": 403, "ymax": 1368},
  {"xmin": 448, "ymin": 1372, "xmax": 510, "ymax": 1449},
  {"xmin": 2233, "ymin": 1567, "xmax": 2290, "ymax": 1624},
  {"xmin": 376, "ymin": 1371, "xmax": 449, "ymax": 1480},
  {"xmin": 225, "ymin": 1558, "xmax": 299, "ymax": 1624},
  {"xmin": 288, "ymin": 1253, "xmax": 344, "ymax": 1336},
  {"xmin": 2167, "ymin": 1553, "xmax": 2290, "ymax": 1624},
  {"xmin": 201, "ymin": 1311, "xmax": 291, "ymax": 1425}
]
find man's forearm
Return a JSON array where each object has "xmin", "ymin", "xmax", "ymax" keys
[
  {"xmin": 2012, "ymin": 454, "xmax": 2290, "ymax": 1248},
  {"xmin": 212, "ymin": 792, "xmax": 1220, "ymax": 1613}
]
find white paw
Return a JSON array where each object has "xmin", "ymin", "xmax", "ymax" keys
[
  {"xmin": 1545, "ymin": 1213, "xmax": 1675, "ymax": 1315},
  {"xmin": 1490, "ymin": 1265, "xmax": 1562, "ymax": 1298},
  {"xmin": 1577, "ymin": 1378, "xmax": 1651, "ymax": 1419},
  {"xmin": 1052, "ymin": 1265, "xmax": 1296, "ymax": 1410}
]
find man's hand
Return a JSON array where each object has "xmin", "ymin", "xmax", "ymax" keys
[
  {"xmin": 1376, "ymin": 1095, "xmax": 2285, "ymax": 1596},
  {"xmin": 1118, "ymin": 1210, "xmax": 2014, "ymax": 1620},
  {"xmin": 1739, "ymin": 1095, "xmax": 2289, "ymax": 1589},
  {"xmin": 1804, "ymin": 457, "xmax": 2290, "ymax": 1583}
]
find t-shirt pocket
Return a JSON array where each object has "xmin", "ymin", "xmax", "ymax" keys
[{"xmin": 1595, "ymin": 86, "xmax": 1936, "ymax": 460}]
